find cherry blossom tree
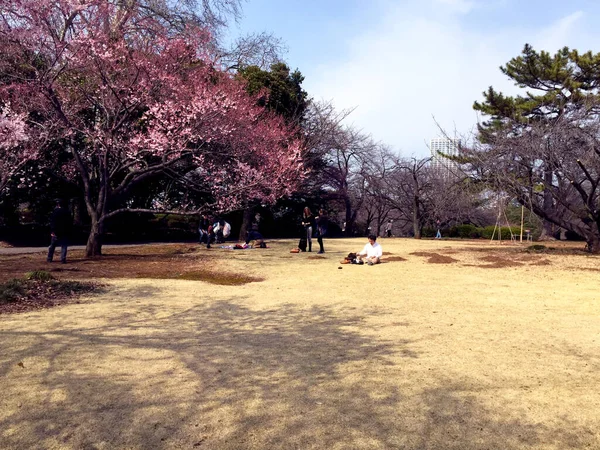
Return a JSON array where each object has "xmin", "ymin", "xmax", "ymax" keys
[
  {"xmin": 0, "ymin": 106, "xmax": 32, "ymax": 194},
  {"xmin": 0, "ymin": 0, "xmax": 304, "ymax": 256}
]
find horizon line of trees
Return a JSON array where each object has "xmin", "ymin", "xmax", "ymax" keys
[{"xmin": 2, "ymin": 0, "xmax": 600, "ymax": 252}]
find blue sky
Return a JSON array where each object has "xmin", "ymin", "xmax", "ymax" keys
[{"xmin": 230, "ymin": 0, "xmax": 600, "ymax": 157}]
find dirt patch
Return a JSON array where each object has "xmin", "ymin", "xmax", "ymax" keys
[
  {"xmin": 530, "ymin": 259, "xmax": 552, "ymax": 266},
  {"xmin": 518, "ymin": 255, "xmax": 543, "ymax": 262},
  {"xmin": 478, "ymin": 255, "xmax": 523, "ymax": 269},
  {"xmin": 0, "ymin": 278, "xmax": 102, "ymax": 315},
  {"xmin": 409, "ymin": 251, "xmax": 458, "ymax": 264},
  {"xmin": 307, "ymin": 255, "xmax": 326, "ymax": 260},
  {"xmin": 178, "ymin": 271, "xmax": 263, "ymax": 285},
  {"xmin": 385, "ymin": 256, "xmax": 407, "ymax": 262},
  {"xmin": 572, "ymin": 267, "xmax": 600, "ymax": 272},
  {"xmin": 0, "ymin": 244, "xmax": 208, "ymax": 283},
  {"xmin": 0, "ymin": 244, "xmax": 262, "ymax": 312},
  {"xmin": 382, "ymin": 251, "xmax": 393, "ymax": 256},
  {"xmin": 0, "ymin": 244, "xmax": 262, "ymax": 287}
]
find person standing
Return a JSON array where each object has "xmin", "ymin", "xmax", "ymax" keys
[
  {"xmin": 385, "ymin": 219, "xmax": 393, "ymax": 238},
  {"xmin": 301, "ymin": 207, "xmax": 315, "ymax": 252},
  {"xmin": 315, "ymin": 209, "xmax": 328, "ymax": 254},
  {"xmin": 198, "ymin": 213, "xmax": 210, "ymax": 245},
  {"xmin": 47, "ymin": 199, "xmax": 73, "ymax": 264},
  {"xmin": 205, "ymin": 214, "xmax": 216, "ymax": 249},
  {"xmin": 435, "ymin": 220, "xmax": 442, "ymax": 239}
]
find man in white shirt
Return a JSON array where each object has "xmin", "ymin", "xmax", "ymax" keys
[{"xmin": 357, "ymin": 234, "xmax": 383, "ymax": 265}]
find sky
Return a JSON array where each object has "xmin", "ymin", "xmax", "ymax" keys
[{"xmin": 230, "ymin": 0, "xmax": 600, "ymax": 158}]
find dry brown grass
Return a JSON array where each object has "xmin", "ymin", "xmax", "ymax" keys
[{"xmin": 1, "ymin": 238, "xmax": 600, "ymax": 449}]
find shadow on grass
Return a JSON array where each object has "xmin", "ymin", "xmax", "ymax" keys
[{"xmin": 0, "ymin": 293, "xmax": 596, "ymax": 449}]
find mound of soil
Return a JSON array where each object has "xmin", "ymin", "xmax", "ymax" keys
[{"xmin": 409, "ymin": 252, "xmax": 458, "ymax": 264}]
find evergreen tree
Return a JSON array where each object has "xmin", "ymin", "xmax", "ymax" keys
[{"xmin": 469, "ymin": 44, "xmax": 600, "ymax": 252}]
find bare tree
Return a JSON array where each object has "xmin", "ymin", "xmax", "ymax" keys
[
  {"xmin": 385, "ymin": 158, "xmax": 432, "ymax": 238},
  {"xmin": 464, "ymin": 107, "xmax": 600, "ymax": 252},
  {"xmin": 218, "ymin": 32, "xmax": 287, "ymax": 72},
  {"xmin": 360, "ymin": 145, "xmax": 396, "ymax": 235},
  {"xmin": 318, "ymin": 124, "xmax": 378, "ymax": 235}
]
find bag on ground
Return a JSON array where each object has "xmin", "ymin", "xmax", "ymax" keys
[{"xmin": 298, "ymin": 237, "xmax": 307, "ymax": 252}]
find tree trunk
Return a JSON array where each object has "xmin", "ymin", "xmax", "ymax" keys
[
  {"xmin": 238, "ymin": 206, "xmax": 255, "ymax": 241},
  {"xmin": 412, "ymin": 196, "xmax": 421, "ymax": 239},
  {"xmin": 344, "ymin": 198, "xmax": 354, "ymax": 236},
  {"xmin": 85, "ymin": 217, "xmax": 103, "ymax": 257},
  {"xmin": 585, "ymin": 236, "xmax": 600, "ymax": 254},
  {"xmin": 539, "ymin": 169, "xmax": 556, "ymax": 240}
]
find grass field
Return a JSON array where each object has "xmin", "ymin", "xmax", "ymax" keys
[{"xmin": 1, "ymin": 238, "xmax": 599, "ymax": 449}]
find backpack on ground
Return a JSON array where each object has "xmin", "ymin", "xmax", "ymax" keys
[{"xmin": 298, "ymin": 237, "xmax": 307, "ymax": 252}]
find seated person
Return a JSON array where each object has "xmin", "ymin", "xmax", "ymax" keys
[
  {"xmin": 357, "ymin": 234, "xmax": 383, "ymax": 265},
  {"xmin": 245, "ymin": 230, "xmax": 264, "ymax": 245}
]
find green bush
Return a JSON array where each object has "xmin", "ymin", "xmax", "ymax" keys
[
  {"xmin": 165, "ymin": 215, "xmax": 197, "ymax": 230},
  {"xmin": 449, "ymin": 224, "xmax": 482, "ymax": 238},
  {"xmin": 421, "ymin": 227, "xmax": 435, "ymax": 238},
  {"xmin": 0, "ymin": 279, "xmax": 26, "ymax": 303},
  {"xmin": 481, "ymin": 225, "xmax": 518, "ymax": 240},
  {"xmin": 26, "ymin": 270, "xmax": 54, "ymax": 281}
]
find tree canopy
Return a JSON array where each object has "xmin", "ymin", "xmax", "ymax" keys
[
  {"xmin": 0, "ymin": 0, "xmax": 305, "ymax": 256},
  {"xmin": 237, "ymin": 62, "xmax": 308, "ymax": 124},
  {"xmin": 469, "ymin": 44, "xmax": 600, "ymax": 252}
]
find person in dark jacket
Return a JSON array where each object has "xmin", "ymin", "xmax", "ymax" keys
[
  {"xmin": 315, "ymin": 209, "xmax": 328, "ymax": 254},
  {"xmin": 198, "ymin": 213, "xmax": 210, "ymax": 245},
  {"xmin": 47, "ymin": 199, "xmax": 73, "ymax": 264},
  {"xmin": 301, "ymin": 206, "xmax": 315, "ymax": 252}
]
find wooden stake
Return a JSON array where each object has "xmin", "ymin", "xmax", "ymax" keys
[{"xmin": 520, "ymin": 205, "xmax": 524, "ymax": 243}]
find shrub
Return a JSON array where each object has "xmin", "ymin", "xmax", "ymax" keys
[
  {"xmin": 481, "ymin": 225, "xmax": 518, "ymax": 240},
  {"xmin": 0, "ymin": 279, "xmax": 26, "ymax": 303},
  {"xmin": 449, "ymin": 224, "xmax": 482, "ymax": 239},
  {"xmin": 421, "ymin": 227, "xmax": 435, "ymax": 238},
  {"xmin": 26, "ymin": 270, "xmax": 54, "ymax": 281}
]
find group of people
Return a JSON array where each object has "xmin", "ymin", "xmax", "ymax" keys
[
  {"xmin": 198, "ymin": 214, "xmax": 232, "ymax": 249},
  {"xmin": 198, "ymin": 206, "xmax": 383, "ymax": 264},
  {"xmin": 301, "ymin": 207, "xmax": 382, "ymax": 265},
  {"xmin": 300, "ymin": 207, "xmax": 328, "ymax": 254},
  {"xmin": 44, "ymin": 201, "xmax": 382, "ymax": 265},
  {"xmin": 200, "ymin": 212, "xmax": 265, "ymax": 248}
]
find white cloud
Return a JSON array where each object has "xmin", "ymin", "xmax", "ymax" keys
[
  {"xmin": 530, "ymin": 11, "xmax": 584, "ymax": 52},
  {"xmin": 303, "ymin": 4, "xmax": 594, "ymax": 158}
]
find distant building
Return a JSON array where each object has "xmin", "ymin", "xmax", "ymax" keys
[{"xmin": 429, "ymin": 138, "xmax": 461, "ymax": 177}]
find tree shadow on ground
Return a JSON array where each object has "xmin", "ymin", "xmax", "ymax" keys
[
  {"xmin": 1, "ymin": 290, "xmax": 598, "ymax": 449},
  {"xmin": 418, "ymin": 382, "xmax": 591, "ymax": 450}
]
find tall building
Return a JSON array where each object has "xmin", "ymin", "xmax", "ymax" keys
[{"xmin": 429, "ymin": 138, "xmax": 461, "ymax": 177}]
